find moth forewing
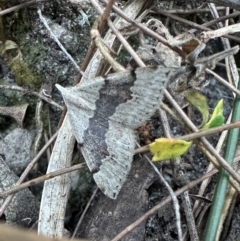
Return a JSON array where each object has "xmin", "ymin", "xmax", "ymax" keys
[{"xmin": 56, "ymin": 66, "xmax": 182, "ymax": 199}]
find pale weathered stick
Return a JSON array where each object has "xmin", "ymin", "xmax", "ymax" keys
[
  {"xmin": 200, "ymin": 23, "xmax": 240, "ymax": 42},
  {"xmin": 38, "ymin": 116, "xmax": 75, "ymax": 237},
  {"xmin": 38, "ymin": 0, "xmax": 147, "ymax": 238}
]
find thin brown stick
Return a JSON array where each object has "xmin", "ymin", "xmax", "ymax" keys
[
  {"xmin": 167, "ymin": 7, "xmax": 226, "ymax": 14},
  {"xmin": 217, "ymin": 62, "xmax": 240, "ymax": 72},
  {"xmin": 205, "ymin": 68, "xmax": 240, "ymax": 95},
  {"xmin": 111, "ymin": 168, "xmax": 218, "ymax": 241},
  {"xmin": 73, "ymin": 0, "xmax": 117, "ymax": 85},
  {"xmin": 164, "ymin": 1, "xmax": 174, "ymax": 27},
  {"xmin": 98, "ymin": 0, "xmax": 115, "ymax": 32},
  {"xmin": 168, "ymin": 10, "xmax": 240, "ymax": 30},
  {"xmin": 0, "ymin": 0, "xmax": 49, "ymax": 16},
  {"xmin": 151, "ymin": 8, "xmax": 240, "ymax": 43},
  {"xmin": 135, "ymin": 120, "xmax": 240, "ymax": 154},
  {"xmin": 0, "ymin": 131, "xmax": 59, "ymax": 216},
  {"xmin": 0, "ymin": 163, "xmax": 85, "ymax": 198},
  {"xmin": 202, "ymin": 11, "xmax": 240, "ymax": 29},
  {"xmin": 38, "ymin": 9, "xmax": 86, "ymax": 77},
  {"xmin": 73, "ymin": 42, "xmax": 96, "ymax": 85},
  {"xmin": 112, "ymin": 155, "xmax": 240, "ymax": 241},
  {"xmin": 165, "ymin": 90, "xmax": 240, "ymax": 185},
  {"xmin": 100, "ymin": 0, "xmax": 240, "ymax": 192},
  {"xmin": 0, "ymin": 85, "xmax": 63, "ymax": 110},
  {"xmin": 90, "ymin": 0, "xmax": 145, "ymax": 67},
  {"xmin": 144, "ymin": 154, "xmax": 183, "ymax": 240},
  {"xmin": 99, "ymin": 0, "xmax": 187, "ymax": 59},
  {"xmin": 71, "ymin": 187, "xmax": 98, "ymax": 238},
  {"xmin": 88, "ymin": 3, "xmax": 240, "ymax": 239}
]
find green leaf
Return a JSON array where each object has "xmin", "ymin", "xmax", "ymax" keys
[
  {"xmin": 149, "ymin": 138, "xmax": 192, "ymax": 161},
  {"xmin": 7, "ymin": 53, "xmax": 40, "ymax": 87},
  {"xmin": 185, "ymin": 89, "xmax": 209, "ymax": 127},
  {"xmin": 202, "ymin": 99, "xmax": 225, "ymax": 130},
  {"xmin": 0, "ymin": 40, "xmax": 18, "ymax": 55}
]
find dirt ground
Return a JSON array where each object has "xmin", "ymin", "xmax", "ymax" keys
[{"xmin": 0, "ymin": 0, "xmax": 240, "ymax": 241}]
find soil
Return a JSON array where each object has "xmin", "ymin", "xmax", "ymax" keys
[{"xmin": 0, "ymin": 0, "xmax": 240, "ymax": 241}]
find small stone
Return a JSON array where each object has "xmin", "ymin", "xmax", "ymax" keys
[{"xmin": 0, "ymin": 128, "xmax": 36, "ymax": 175}]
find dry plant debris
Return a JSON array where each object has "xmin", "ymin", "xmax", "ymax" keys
[{"xmin": 0, "ymin": 1, "xmax": 240, "ymax": 241}]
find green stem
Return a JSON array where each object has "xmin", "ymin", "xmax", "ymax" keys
[{"xmin": 203, "ymin": 81, "xmax": 240, "ymax": 241}]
